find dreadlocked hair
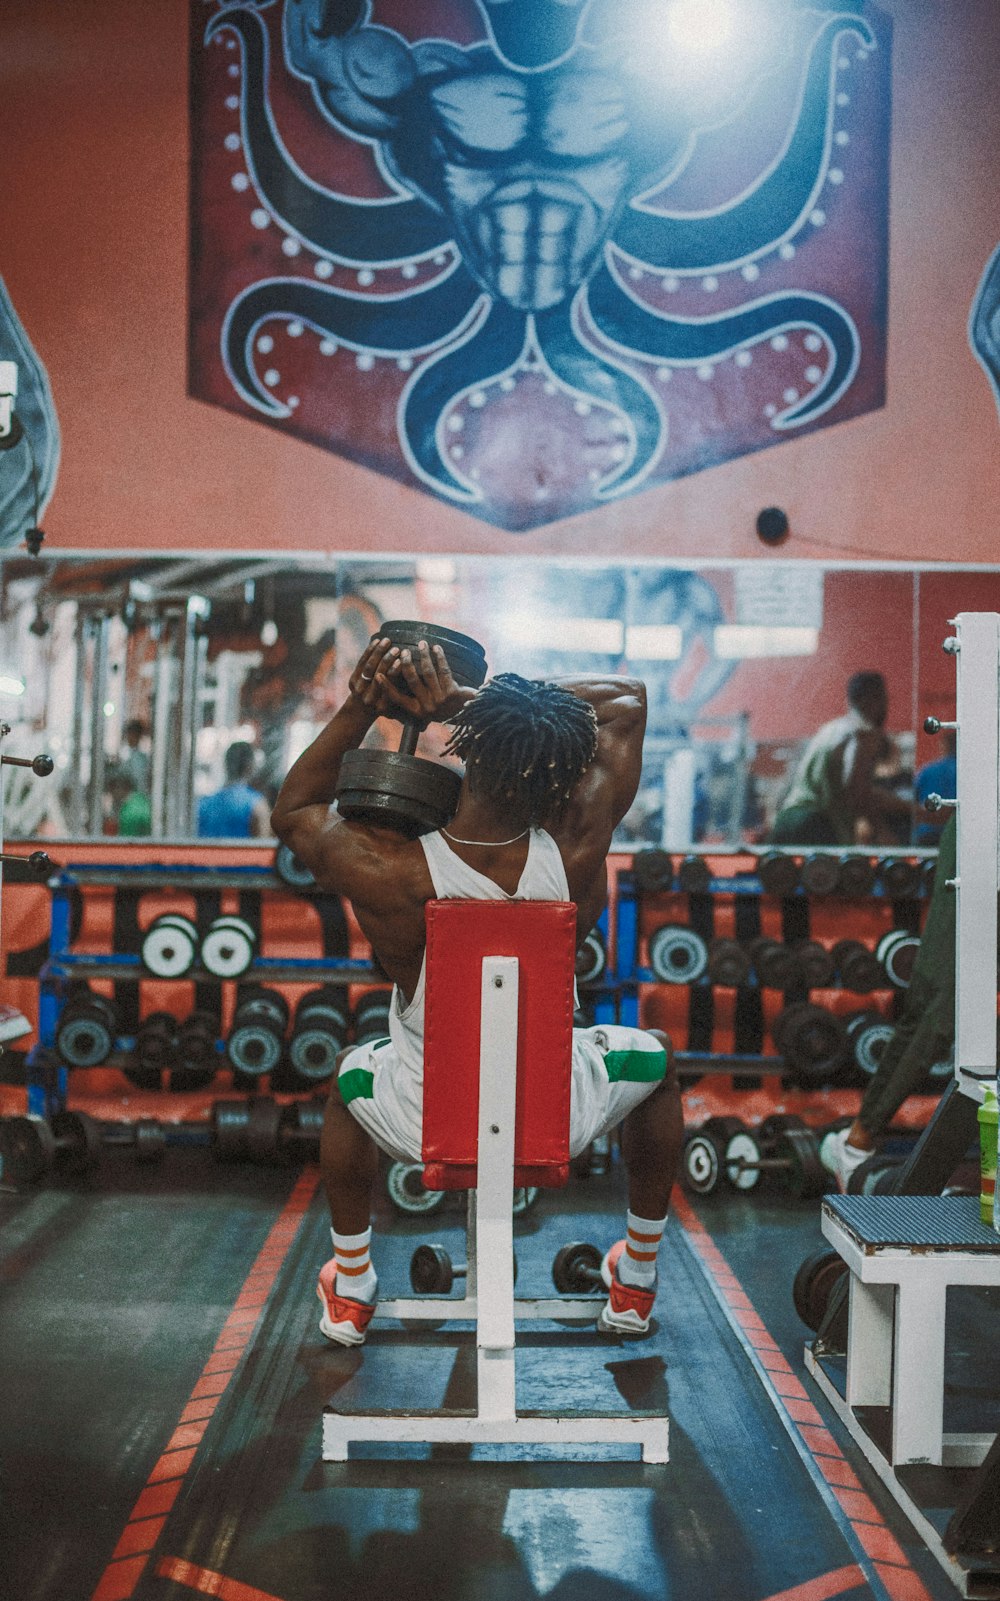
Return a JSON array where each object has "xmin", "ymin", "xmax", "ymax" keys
[{"xmin": 443, "ymin": 673, "xmax": 599, "ymax": 828}]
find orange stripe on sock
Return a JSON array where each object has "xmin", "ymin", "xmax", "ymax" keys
[
  {"xmin": 336, "ymin": 1261, "xmax": 370, "ymax": 1276},
  {"xmin": 334, "ymin": 1244, "xmax": 369, "ymax": 1258},
  {"xmin": 625, "ymin": 1245, "xmax": 658, "ymax": 1261},
  {"xmin": 627, "ymin": 1228, "xmax": 663, "ymax": 1243}
]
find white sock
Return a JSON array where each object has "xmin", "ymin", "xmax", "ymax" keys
[
  {"xmin": 332, "ymin": 1225, "xmax": 378, "ymax": 1304},
  {"xmin": 617, "ymin": 1211, "xmax": 667, "ymax": 1288}
]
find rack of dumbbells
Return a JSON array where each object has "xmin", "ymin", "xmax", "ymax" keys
[
  {"xmin": 0, "ymin": 852, "xmax": 387, "ymax": 1184},
  {"xmin": 618, "ymin": 843, "xmax": 937, "ymax": 1201}
]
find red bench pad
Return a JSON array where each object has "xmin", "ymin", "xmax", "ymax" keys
[{"xmin": 421, "ymin": 899, "xmax": 577, "ymax": 1191}]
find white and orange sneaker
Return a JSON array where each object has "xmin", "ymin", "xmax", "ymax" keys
[
  {"xmin": 317, "ymin": 1258, "xmax": 377, "ymax": 1347},
  {"xmin": 0, "ymin": 1004, "xmax": 31, "ymax": 1044},
  {"xmin": 597, "ymin": 1240, "xmax": 656, "ymax": 1337}
]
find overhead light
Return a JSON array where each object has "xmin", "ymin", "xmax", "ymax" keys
[
  {"xmin": 0, "ymin": 673, "xmax": 25, "ymax": 696},
  {"xmin": 666, "ymin": 0, "xmax": 736, "ymax": 53},
  {"xmin": 103, "ymin": 701, "xmax": 116, "ymax": 717},
  {"xmin": 714, "ymin": 625, "xmax": 818, "ymax": 658},
  {"xmin": 625, "ymin": 624, "xmax": 683, "ymax": 661},
  {"xmin": 260, "ymin": 619, "xmax": 278, "ymax": 647},
  {"xmin": 506, "ymin": 615, "xmax": 624, "ymax": 654}
]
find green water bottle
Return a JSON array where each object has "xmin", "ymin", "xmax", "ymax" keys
[{"xmin": 979, "ymin": 1083, "xmax": 998, "ymax": 1228}]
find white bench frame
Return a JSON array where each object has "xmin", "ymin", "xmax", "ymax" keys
[{"xmin": 323, "ymin": 954, "xmax": 669, "ymax": 1462}]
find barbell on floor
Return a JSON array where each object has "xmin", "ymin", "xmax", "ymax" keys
[{"xmin": 410, "ymin": 1241, "xmax": 518, "ymax": 1296}]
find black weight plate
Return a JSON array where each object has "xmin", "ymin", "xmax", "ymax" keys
[
  {"xmin": 288, "ymin": 1028, "xmax": 342, "ymax": 1081},
  {"xmin": 123, "ymin": 1062, "xmax": 163, "ymax": 1091},
  {"xmin": 0, "ymin": 1115, "xmax": 55, "ymax": 1185},
  {"xmin": 632, "ymin": 849, "xmax": 674, "ymax": 893},
  {"xmin": 794, "ymin": 940, "xmax": 836, "ymax": 989},
  {"xmin": 242, "ymin": 1097, "xmax": 282, "ymax": 1163},
  {"xmin": 133, "ymin": 1119, "xmax": 167, "ymax": 1162},
  {"xmin": 837, "ymin": 855, "xmax": 876, "ymax": 897},
  {"xmin": 779, "ymin": 1004, "xmax": 848, "ymax": 1086},
  {"xmin": 801, "ymin": 854, "xmax": 840, "ymax": 896},
  {"xmin": 385, "ymin": 1160, "xmax": 445, "ymax": 1214},
  {"xmin": 410, "ymin": 1242, "xmax": 454, "ymax": 1295},
  {"xmin": 707, "ymin": 939, "xmax": 751, "ymax": 987},
  {"xmin": 677, "ymin": 855, "xmax": 712, "ymax": 893},
  {"xmin": 793, "ymin": 1248, "xmax": 848, "ymax": 1331},
  {"xmin": 210, "ymin": 1100, "xmax": 250, "ymax": 1161},
  {"xmin": 51, "ymin": 1110, "xmax": 101, "ymax": 1173},
  {"xmin": 756, "ymin": 1112, "xmax": 806, "ymax": 1147},
  {"xmin": 512, "ymin": 1186, "xmax": 539, "ymax": 1217},
  {"xmin": 757, "ymin": 850, "xmax": 800, "ymax": 897},
  {"xmin": 777, "ymin": 1125, "xmax": 828, "ymax": 1198},
  {"xmin": 751, "ymin": 939, "xmax": 802, "ymax": 990},
  {"xmin": 379, "ymin": 621, "xmax": 488, "ymax": 689},
  {"xmin": 847, "ymin": 1153, "xmax": 903, "ymax": 1195},
  {"xmin": 880, "ymin": 857, "xmax": 919, "ymax": 898},
  {"xmin": 551, "ymin": 1240, "xmax": 603, "ymax": 1294},
  {"xmin": 575, "ymin": 931, "xmax": 606, "ymax": 985},
  {"xmin": 337, "ymin": 750, "xmax": 461, "ymax": 837}
]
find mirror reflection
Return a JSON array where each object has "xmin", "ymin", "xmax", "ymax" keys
[{"xmin": 0, "ymin": 555, "xmax": 987, "ymax": 850}]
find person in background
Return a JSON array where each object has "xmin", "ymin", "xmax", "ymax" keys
[
  {"xmin": 913, "ymin": 730, "xmax": 957, "ymax": 847},
  {"xmin": 118, "ymin": 718, "xmax": 151, "ymax": 795},
  {"xmin": 197, "ymin": 740, "xmax": 271, "ymax": 839},
  {"xmin": 768, "ymin": 671, "xmax": 911, "ymax": 846},
  {"xmin": 103, "ymin": 771, "xmax": 151, "ymax": 836},
  {"xmin": 821, "ymin": 812, "xmax": 956, "ymax": 1190}
]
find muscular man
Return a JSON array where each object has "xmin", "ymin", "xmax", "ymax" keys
[
  {"xmin": 272, "ymin": 636, "xmax": 683, "ymax": 1347},
  {"xmin": 769, "ymin": 671, "xmax": 911, "ymax": 846}
]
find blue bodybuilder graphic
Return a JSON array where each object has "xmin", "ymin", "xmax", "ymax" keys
[{"xmin": 207, "ymin": 0, "xmax": 875, "ymax": 504}]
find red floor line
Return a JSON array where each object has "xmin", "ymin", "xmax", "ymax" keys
[
  {"xmin": 671, "ymin": 1192, "xmax": 934, "ymax": 1601},
  {"xmin": 155, "ymin": 1556, "xmax": 287, "ymax": 1601},
  {"xmin": 758, "ymin": 1563, "xmax": 868, "ymax": 1601},
  {"xmin": 90, "ymin": 1169, "xmax": 320, "ymax": 1601}
]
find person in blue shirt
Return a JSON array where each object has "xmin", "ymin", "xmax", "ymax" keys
[
  {"xmin": 913, "ymin": 731, "xmax": 956, "ymax": 846},
  {"xmin": 197, "ymin": 741, "xmax": 271, "ymax": 838}
]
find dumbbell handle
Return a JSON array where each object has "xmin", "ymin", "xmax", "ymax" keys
[
  {"xmin": 728, "ymin": 1156, "xmax": 794, "ymax": 1172},
  {"xmin": 923, "ymin": 717, "xmax": 957, "ymax": 735},
  {"xmin": 1, "ymin": 753, "xmax": 53, "ymax": 776},
  {"xmin": 397, "ymin": 719, "xmax": 421, "ymax": 757}
]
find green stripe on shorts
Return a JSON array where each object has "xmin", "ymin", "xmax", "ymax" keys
[
  {"xmin": 339, "ymin": 1066, "xmax": 375, "ymax": 1103},
  {"xmin": 603, "ymin": 1047, "xmax": 667, "ymax": 1084}
]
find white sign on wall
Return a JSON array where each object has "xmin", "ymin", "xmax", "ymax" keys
[{"xmin": 734, "ymin": 566, "xmax": 825, "ymax": 629}]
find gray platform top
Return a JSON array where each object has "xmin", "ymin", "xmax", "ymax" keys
[{"xmin": 824, "ymin": 1193, "xmax": 1000, "ymax": 1251}]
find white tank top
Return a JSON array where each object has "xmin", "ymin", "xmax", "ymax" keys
[{"xmin": 387, "ymin": 828, "xmax": 571, "ymax": 1074}]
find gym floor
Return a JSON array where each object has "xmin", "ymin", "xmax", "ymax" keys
[{"xmin": 3, "ymin": 1114, "xmax": 999, "ymax": 1601}]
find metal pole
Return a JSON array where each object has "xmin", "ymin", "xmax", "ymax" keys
[
  {"xmin": 87, "ymin": 612, "xmax": 110, "ymax": 837},
  {"xmin": 68, "ymin": 611, "xmax": 88, "ymax": 836}
]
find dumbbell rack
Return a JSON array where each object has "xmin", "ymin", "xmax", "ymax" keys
[
  {"xmin": 32, "ymin": 861, "xmax": 380, "ymax": 1120},
  {"xmin": 612, "ymin": 855, "xmax": 933, "ymax": 1080}
]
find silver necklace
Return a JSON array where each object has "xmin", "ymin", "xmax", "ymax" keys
[{"xmin": 441, "ymin": 826, "xmax": 530, "ymax": 847}]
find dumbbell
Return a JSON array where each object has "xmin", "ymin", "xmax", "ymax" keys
[
  {"xmin": 876, "ymin": 928, "xmax": 920, "ymax": 989},
  {"xmin": 411, "ymin": 1241, "xmax": 518, "ymax": 1295},
  {"xmin": 54, "ymin": 983, "xmax": 117, "ymax": 1068},
  {"xmin": 836, "ymin": 854, "xmax": 876, "ymax": 897},
  {"xmin": 575, "ymin": 928, "xmax": 606, "ymax": 985},
  {"xmin": 122, "ymin": 1010, "xmax": 178, "ymax": 1089},
  {"xmin": 385, "ymin": 1158, "xmax": 538, "ymax": 1217},
  {"xmin": 773, "ymin": 1001, "xmax": 849, "ymax": 1086},
  {"xmin": 335, "ymin": 621, "xmax": 488, "ymax": 837},
  {"xmin": 677, "ymin": 854, "xmax": 712, "ymax": 893},
  {"xmin": 792, "ymin": 940, "xmax": 836, "ymax": 990},
  {"xmin": 756, "ymin": 850, "xmax": 800, "ymax": 897},
  {"xmin": 141, "ymin": 913, "xmax": 198, "ymax": 977},
  {"xmin": 845, "ymin": 1008, "xmax": 895, "ymax": 1076},
  {"xmin": 631, "ymin": 849, "xmax": 674, "ymax": 893},
  {"xmin": 681, "ymin": 1117, "xmax": 766, "ymax": 1195},
  {"xmin": 273, "ymin": 842, "xmax": 316, "ymax": 889},
  {"xmin": 706, "ymin": 938, "xmax": 751, "ymax": 987},
  {"xmin": 550, "ymin": 1240, "xmax": 607, "ymax": 1295},
  {"xmin": 200, "ymin": 916, "xmax": 256, "ymax": 979},
  {"xmin": 0, "ymin": 1109, "xmax": 181, "ymax": 1184},
  {"xmin": 879, "ymin": 856, "xmax": 920, "ymax": 898},
  {"xmin": 647, "ymin": 922, "xmax": 708, "ymax": 983},
  {"xmin": 172, "ymin": 1008, "xmax": 221, "ymax": 1090},
  {"xmin": 225, "ymin": 988, "xmax": 289, "ymax": 1078},
  {"xmin": 285, "ymin": 987, "xmax": 350, "ymax": 1084},
  {"xmin": 831, "ymin": 938, "xmax": 885, "ymax": 993},
  {"xmin": 739, "ymin": 1113, "xmax": 828, "ymax": 1198},
  {"xmin": 211, "ymin": 1096, "xmax": 325, "ymax": 1163},
  {"xmin": 354, "ymin": 988, "xmax": 393, "ymax": 1046},
  {"xmin": 800, "ymin": 853, "xmax": 840, "ymax": 896},
  {"xmin": 793, "ymin": 1248, "xmax": 849, "ymax": 1332},
  {"xmin": 748, "ymin": 937, "xmax": 802, "ymax": 990}
]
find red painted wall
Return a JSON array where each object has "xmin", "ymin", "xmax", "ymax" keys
[{"xmin": 1, "ymin": 0, "xmax": 998, "ymax": 562}]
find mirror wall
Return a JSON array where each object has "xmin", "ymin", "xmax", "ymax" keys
[{"xmin": 0, "ymin": 555, "xmax": 991, "ymax": 849}]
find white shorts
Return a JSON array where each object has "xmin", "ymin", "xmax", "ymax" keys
[{"xmin": 336, "ymin": 1024, "xmax": 669, "ymax": 1165}]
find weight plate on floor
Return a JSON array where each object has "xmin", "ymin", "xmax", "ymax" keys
[
  {"xmin": 0, "ymin": 1115, "xmax": 55, "ymax": 1185},
  {"xmin": 551, "ymin": 1240, "xmax": 603, "ymax": 1295},
  {"xmin": 410, "ymin": 1242, "xmax": 454, "ymax": 1295},
  {"xmin": 385, "ymin": 1160, "xmax": 446, "ymax": 1214},
  {"xmin": 211, "ymin": 1100, "xmax": 250, "ymax": 1161},
  {"xmin": 51, "ymin": 1110, "xmax": 101, "ymax": 1173},
  {"xmin": 777, "ymin": 1125, "xmax": 828, "ymax": 1199},
  {"xmin": 724, "ymin": 1128, "xmax": 762, "ymax": 1191},
  {"xmin": 681, "ymin": 1129, "xmax": 725, "ymax": 1195},
  {"xmin": 793, "ymin": 1248, "xmax": 848, "ymax": 1332}
]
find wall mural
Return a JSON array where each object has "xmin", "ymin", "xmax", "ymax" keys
[
  {"xmin": 971, "ymin": 244, "xmax": 1000, "ymax": 421},
  {"xmin": 189, "ymin": 0, "xmax": 890, "ymax": 532},
  {"xmin": 0, "ymin": 277, "xmax": 59, "ymax": 552}
]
